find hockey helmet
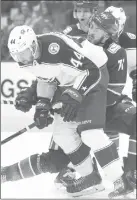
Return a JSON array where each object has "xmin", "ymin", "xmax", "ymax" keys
[
  {"xmin": 8, "ymin": 25, "xmax": 38, "ymax": 62},
  {"xmin": 105, "ymin": 6, "xmax": 127, "ymax": 37},
  {"xmin": 73, "ymin": 1, "xmax": 98, "ymax": 19},
  {"xmin": 91, "ymin": 11, "xmax": 120, "ymax": 39}
]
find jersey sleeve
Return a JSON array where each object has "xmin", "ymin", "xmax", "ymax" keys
[
  {"xmin": 119, "ymin": 32, "xmax": 136, "ymax": 49},
  {"xmin": 35, "ymin": 33, "xmax": 108, "ymax": 98},
  {"xmin": 73, "ymin": 42, "xmax": 108, "ymax": 96},
  {"xmin": 36, "ymin": 78, "xmax": 58, "ymax": 101},
  {"xmin": 106, "ymin": 45, "xmax": 127, "ymax": 105},
  {"xmin": 72, "ymin": 62, "xmax": 102, "ymax": 96}
]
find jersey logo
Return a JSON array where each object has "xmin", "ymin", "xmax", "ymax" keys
[
  {"xmin": 63, "ymin": 26, "xmax": 72, "ymax": 34},
  {"xmin": 107, "ymin": 43, "xmax": 121, "ymax": 54},
  {"xmin": 48, "ymin": 43, "xmax": 60, "ymax": 54},
  {"xmin": 21, "ymin": 29, "xmax": 25, "ymax": 34},
  {"xmin": 126, "ymin": 32, "xmax": 136, "ymax": 39}
]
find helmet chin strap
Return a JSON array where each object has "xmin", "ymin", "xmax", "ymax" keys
[{"xmin": 30, "ymin": 40, "xmax": 39, "ymax": 60}]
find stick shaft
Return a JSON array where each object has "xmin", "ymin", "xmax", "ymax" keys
[{"xmin": 1, "ymin": 122, "xmax": 36, "ymax": 145}]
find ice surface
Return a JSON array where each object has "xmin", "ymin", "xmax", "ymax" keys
[{"xmin": 1, "ymin": 130, "xmax": 111, "ymax": 199}]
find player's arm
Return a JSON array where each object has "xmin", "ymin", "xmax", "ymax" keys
[
  {"xmin": 106, "ymin": 47, "xmax": 127, "ymax": 105},
  {"xmin": 119, "ymin": 32, "xmax": 136, "ymax": 49},
  {"xmin": 34, "ymin": 78, "xmax": 58, "ymax": 129},
  {"xmin": 126, "ymin": 48, "xmax": 136, "ymax": 102},
  {"xmin": 60, "ymin": 47, "xmax": 108, "ymax": 122},
  {"xmin": 119, "ymin": 32, "xmax": 136, "ymax": 102},
  {"xmin": 15, "ymin": 79, "xmax": 37, "ymax": 112},
  {"xmin": 14, "ymin": 62, "xmax": 38, "ymax": 112}
]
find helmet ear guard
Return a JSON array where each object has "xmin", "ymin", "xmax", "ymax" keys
[{"xmin": 30, "ymin": 40, "xmax": 38, "ymax": 57}]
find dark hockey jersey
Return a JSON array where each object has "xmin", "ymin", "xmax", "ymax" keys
[
  {"xmin": 119, "ymin": 32, "xmax": 136, "ymax": 75},
  {"xmin": 63, "ymin": 23, "xmax": 87, "ymax": 39},
  {"xmin": 63, "ymin": 24, "xmax": 136, "ymax": 49},
  {"xmin": 63, "ymin": 24, "xmax": 128, "ymax": 105},
  {"xmin": 19, "ymin": 32, "xmax": 107, "ymax": 97},
  {"xmin": 103, "ymin": 39, "xmax": 127, "ymax": 106},
  {"xmin": 119, "ymin": 32, "xmax": 136, "ymax": 49}
]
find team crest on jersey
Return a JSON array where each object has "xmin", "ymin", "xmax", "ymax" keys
[
  {"xmin": 48, "ymin": 43, "xmax": 60, "ymax": 54},
  {"xmin": 126, "ymin": 32, "xmax": 136, "ymax": 39}
]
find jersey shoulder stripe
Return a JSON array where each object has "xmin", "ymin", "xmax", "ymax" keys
[{"xmin": 107, "ymin": 42, "xmax": 121, "ymax": 54}]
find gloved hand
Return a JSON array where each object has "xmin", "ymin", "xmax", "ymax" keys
[
  {"xmin": 60, "ymin": 88, "xmax": 83, "ymax": 122},
  {"xmin": 34, "ymin": 98, "xmax": 53, "ymax": 129},
  {"xmin": 15, "ymin": 87, "xmax": 37, "ymax": 112},
  {"xmin": 130, "ymin": 69, "xmax": 136, "ymax": 103}
]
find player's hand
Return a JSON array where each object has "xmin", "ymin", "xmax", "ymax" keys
[
  {"xmin": 15, "ymin": 87, "xmax": 37, "ymax": 112},
  {"xmin": 60, "ymin": 88, "xmax": 83, "ymax": 122},
  {"xmin": 34, "ymin": 98, "xmax": 53, "ymax": 129}
]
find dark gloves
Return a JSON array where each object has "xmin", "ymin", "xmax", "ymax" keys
[
  {"xmin": 60, "ymin": 88, "xmax": 83, "ymax": 122},
  {"xmin": 34, "ymin": 98, "xmax": 53, "ymax": 129},
  {"xmin": 15, "ymin": 81, "xmax": 37, "ymax": 112}
]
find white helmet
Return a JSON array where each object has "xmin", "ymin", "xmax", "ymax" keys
[
  {"xmin": 105, "ymin": 6, "xmax": 127, "ymax": 37},
  {"xmin": 8, "ymin": 25, "xmax": 38, "ymax": 61}
]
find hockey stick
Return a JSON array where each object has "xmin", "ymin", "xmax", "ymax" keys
[{"xmin": 1, "ymin": 122, "xmax": 36, "ymax": 145}]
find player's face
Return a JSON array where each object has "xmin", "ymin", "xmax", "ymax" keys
[
  {"xmin": 87, "ymin": 21, "xmax": 106, "ymax": 44},
  {"xmin": 76, "ymin": 7, "xmax": 93, "ymax": 26},
  {"xmin": 11, "ymin": 48, "xmax": 34, "ymax": 65}
]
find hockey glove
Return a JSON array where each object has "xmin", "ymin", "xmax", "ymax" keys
[
  {"xmin": 130, "ymin": 69, "xmax": 136, "ymax": 103},
  {"xmin": 60, "ymin": 88, "xmax": 83, "ymax": 122},
  {"xmin": 34, "ymin": 98, "xmax": 53, "ymax": 129},
  {"xmin": 15, "ymin": 81, "xmax": 37, "ymax": 112}
]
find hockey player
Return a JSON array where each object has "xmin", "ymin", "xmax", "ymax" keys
[
  {"xmin": 49, "ymin": 10, "xmax": 136, "ymax": 198},
  {"xmin": 63, "ymin": 1, "xmax": 98, "ymax": 38},
  {"xmin": 104, "ymin": 6, "xmax": 136, "ymax": 104},
  {"xmin": 54, "ymin": 10, "xmax": 136, "ymax": 197},
  {"xmin": 87, "ymin": 11, "xmax": 136, "ymax": 198},
  {"xmin": 64, "ymin": 2, "xmax": 136, "ymax": 184},
  {"xmin": 2, "ymin": 25, "xmax": 119, "ymax": 196},
  {"xmin": 64, "ymin": 3, "xmax": 136, "ymax": 104}
]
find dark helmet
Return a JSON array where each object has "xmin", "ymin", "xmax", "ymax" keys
[
  {"xmin": 91, "ymin": 11, "xmax": 119, "ymax": 38},
  {"xmin": 73, "ymin": 1, "xmax": 98, "ymax": 18}
]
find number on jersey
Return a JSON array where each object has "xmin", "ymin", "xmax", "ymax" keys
[
  {"xmin": 70, "ymin": 51, "xmax": 84, "ymax": 68},
  {"xmin": 118, "ymin": 59, "xmax": 125, "ymax": 71}
]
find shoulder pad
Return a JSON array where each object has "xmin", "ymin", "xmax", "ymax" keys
[
  {"xmin": 107, "ymin": 43, "xmax": 121, "ymax": 54},
  {"xmin": 126, "ymin": 32, "xmax": 136, "ymax": 39}
]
